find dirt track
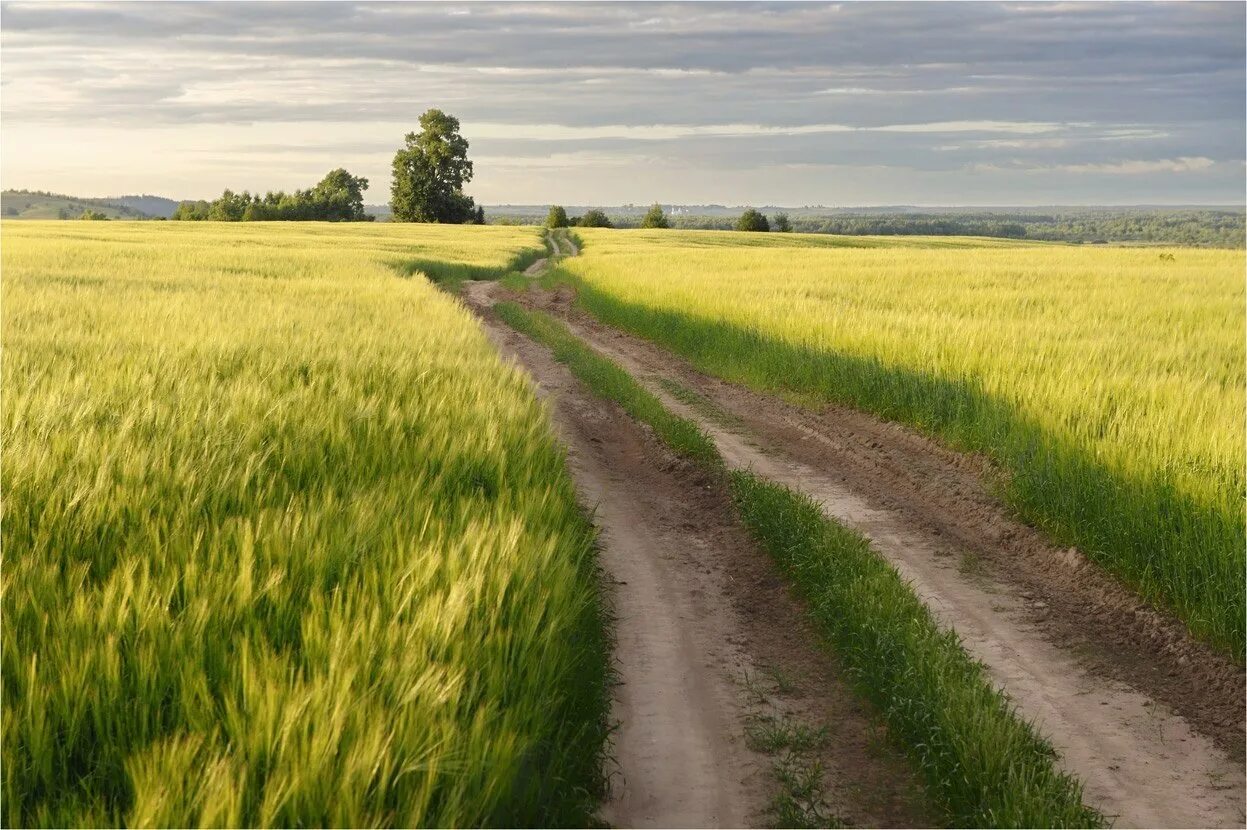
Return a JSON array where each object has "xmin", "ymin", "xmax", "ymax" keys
[
  {"xmin": 462, "ymin": 235, "xmax": 1246, "ymax": 827},
  {"xmin": 522, "ymin": 288, "xmax": 1245, "ymax": 829},
  {"xmin": 463, "ymin": 279, "xmax": 933, "ymax": 828}
]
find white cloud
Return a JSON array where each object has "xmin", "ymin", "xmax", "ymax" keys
[
  {"xmin": 465, "ymin": 122, "xmax": 854, "ymax": 141},
  {"xmin": 875, "ymin": 120, "xmax": 1067, "ymax": 134},
  {"xmin": 463, "ymin": 120, "xmax": 1072, "ymax": 142},
  {"xmin": 1053, "ymin": 157, "xmax": 1217, "ymax": 174},
  {"xmin": 968, "ymin": 157, "xmax": 1220, "ymax": 176},
  {"xmin": 1, "ymin": 1, "xmax": 1241, "ymax": 203}
]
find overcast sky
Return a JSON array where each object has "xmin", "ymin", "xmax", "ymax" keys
[{"xmin": 2, "ymin": 1, "xmax": 1243, "ymax": 206}]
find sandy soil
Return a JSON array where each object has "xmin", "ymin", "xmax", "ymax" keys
[
  {"xmin": 529, "ymin": 293, "xmax": 1246, "ymax": 829},
  {"xmin": 462, "ymin": 280, "xmax": 934, "ymax": 828}
]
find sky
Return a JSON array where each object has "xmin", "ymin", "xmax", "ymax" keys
[{"xmin": 2, "ymin": 1, "xmax": 1244, "ymax": 206}]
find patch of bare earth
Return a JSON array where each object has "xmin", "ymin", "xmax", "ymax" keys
[
  {"xmin": 515, "ymin": 286, "xmax": 1246, "ymax": 829},
  {"xmin": 461, "ymin": 281, "xmax": 934, "ymax": 828}
]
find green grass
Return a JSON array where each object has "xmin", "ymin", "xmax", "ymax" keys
[
  {"xmin": 3, "ymin": 221, "xmax": 609, "ymax": 827},
  {"xmin": 494, "ymin": 302, "xmax": 1101, "ymax": 827},
  {"xmin": 398, "ymin": 230, "xmax": 547, "ymax": 288},
  {"xmin": 563, "ymin": 228, "xmax": 1245, "ymax": 657},
  {"xmin": 493, "ymin": 302, "xmax": 721, "ymax": 470},
  {"xmin": 729, "ymin": 473, "xmax": 1101, "ymax": 828}
]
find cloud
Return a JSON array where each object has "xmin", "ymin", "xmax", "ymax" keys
[
  {"xmin": 1, "ymin": 1, "xmax": 1242, "ymax": 204},
  {"xmin": 968, "ymin": 157, "xmax": 1221, "ymax": 176},
  {"xmin": 873, "ymin": 120, "xmax": 1065, "ymax": 134},
  {"xmin": 1053, "ymin": 157, "xmax": 1217, "ymax": 175}
]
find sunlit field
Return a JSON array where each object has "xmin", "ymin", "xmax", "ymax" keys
[
  {"xmin": 564, "ymin": 228, "xmax": 1246, "ymax": 655},
  {"xmin": 2, "ymin": 222, "xmax": 609, "ymax": 826}
]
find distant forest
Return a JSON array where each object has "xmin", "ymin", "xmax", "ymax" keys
[
  {"xmin": 4, "ymin": 188, "xmax": 1242, "ymax": 246},
  {"xmin": 484, "ymin": 206, "xmax": 1245, "ymax": 247}
]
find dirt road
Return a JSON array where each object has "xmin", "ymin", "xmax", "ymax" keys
[
  {"xmin": 531, "ymin": 293, "xmax": 1246, "ymax": 829},
  {"xmin": 462, "ymin": 279, "xmax": 932, "ymax": 828}
]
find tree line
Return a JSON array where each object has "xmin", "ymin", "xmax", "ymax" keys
[
  {"xmin": 544, "ymin": 205, "xmax": 618, "ymax": 229},
  {"xmin": 173, "ymin": 109, "xmax": 485, "ymax": 224},
  {"xmin": 544, "ymin": 203, "xmax": 792, "ymax": 233},
  {"xmin": 658, "ymin": 210, "xmax": 1242, "ymax": 245},
  {"xmin": 172, "ymin": 169, "xmax": 373, "ymax": 222}
]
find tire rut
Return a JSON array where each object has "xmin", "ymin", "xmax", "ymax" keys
[
  {"xmin": 527, "ymin": 292, "xmax": 1245, "ymax": 829},
  {"xmin": 461, "ymin": 280, "xmax": 934, "ymax": 828}
]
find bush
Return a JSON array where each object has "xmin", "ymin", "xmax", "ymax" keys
[
  {"xmin": 641, "ymin": 203, "xmax": 669, "ymax": 229},
  {"xmin": 578, "ymin": 209, "xmax": 614, "ymax": 229},
  {"xmin": 736, "ymin": 208, "xmax": 769, "ymax": 232},
  {"xmin": 546, "ymin": 205, "xmax": 569, "ymax": 228},
  {"xmin": 773, "ymin": 212, "xmax": 792, "ymax": 233}
]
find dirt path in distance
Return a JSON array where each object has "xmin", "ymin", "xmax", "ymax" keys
[
  {"xmin": 461, "ymin": 280, "xmax": 934, "ymax": 828},
  {"xmin": 521, "ymin": 290, "xmax": 1246, "ymax": 829}
]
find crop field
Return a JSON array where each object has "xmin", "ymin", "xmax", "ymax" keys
[
  {"xmin": 5, "ymin": 219, "xmax": 1242, "ymax": 829},
  {"xmin": 561, "ymin": 228, "xmax": 1245, "ymax": 656},
  {"xmin": 1, "ymin": 222, "xmax": 610, "ymax": 826}
]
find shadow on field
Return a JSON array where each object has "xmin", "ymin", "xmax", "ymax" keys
[
  {"xmin": 569, "ymin": 280, "xmax": 1245, "ymax": 658},
  {"xmin": 396, "ymin": 241, "xmax": 546, "ymax": 287}
]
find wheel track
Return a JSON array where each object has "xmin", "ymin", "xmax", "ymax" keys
[
  {"xmin": 461, "ymin": 276, "xmax": 934, "ymax": 828},
  {"xmin": 537, "ymin": 290, "xmax": 1245, "ymax": 829}
]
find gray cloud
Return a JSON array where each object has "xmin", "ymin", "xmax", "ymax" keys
[{"xmin": 2, "ymin": 2, "xmax": 1242, "ymax": 203}]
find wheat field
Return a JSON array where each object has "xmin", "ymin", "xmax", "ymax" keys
[
  {"xmin": 2, "ymin": 221, "xmax": 609, "ymax": 827},
  {"xmin": 563, "ymin": 228, "xmax": 1245, "ymax": 655}
]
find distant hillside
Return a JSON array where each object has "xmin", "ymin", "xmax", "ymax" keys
[
  {"xmin": 1, "ymin": 190, "xmax": 154, "ymax": 220},
  {"xmin": 108, "ymin": 194, "xmax": 180, "ymax": 218}
]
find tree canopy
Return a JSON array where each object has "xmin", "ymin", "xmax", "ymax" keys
[
  {"xmin": 772, "ymin": 212, "xmax": 792, "ymax": 233},
  {"xmin": 171, "ymin": 169, "xmax": 371, "ymax": 222},
  {"xmin": 546, "ymin": 205, "xmax": 570, "ymax": 228},
  {"xmin": 641, "ymin": 203, "xmax": 669, "ymax": 229},
  {"xmin": 578, "ymin": 209, "xmax": 613, "ymax": 228},
  {"xmin": 736, "ymin": 208, "xmax": 770, "ymax": 232},
  {"xmin": 390, "ymin": 109, "xmax": 477, "ymax": 223}
]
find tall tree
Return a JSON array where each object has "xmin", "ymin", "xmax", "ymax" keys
[
  {"xmin": 313, "ymin": 168, "xmax": 370, "ymax": 221},
  {"xmin": 390, "ymin": 109, "xmax": 477, "ymax": 223}
]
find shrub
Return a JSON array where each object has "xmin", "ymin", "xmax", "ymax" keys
[
  {"xmin": 736, "ymin": 208, "xmax": 769, "ymax": 232},
  {"xmin": 546, "ymin": 205, "xmax": 570, "ymax": 228},
  {"xmin": 579, "ymin": 209, "xmax": 614, "ymax": 229},
  {"xmin": 641, "ymin": 203, "xmax": 670, "ymax": 229}
]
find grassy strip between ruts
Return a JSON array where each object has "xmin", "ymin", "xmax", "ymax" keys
[
  {"xmin": 494, "ymin": 302, "xmax": 721, "ymax": 470},
  {"xmin": 494, "ymin": 301, "xmax": 1102, "ymax": 828}
]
